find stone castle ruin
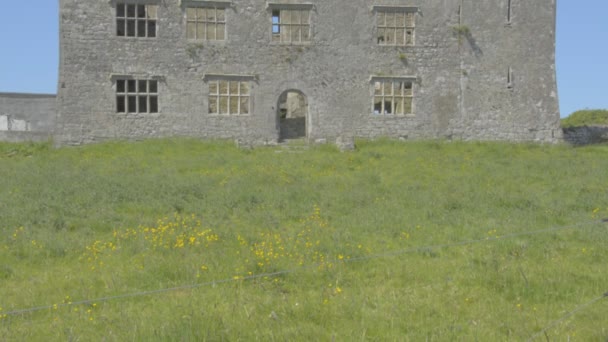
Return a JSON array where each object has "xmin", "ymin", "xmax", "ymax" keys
[{"xmin": 2, "ymin": 1, "xmax": 563, "ymax": 145}]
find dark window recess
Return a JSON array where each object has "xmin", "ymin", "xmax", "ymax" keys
[
  {"xmin": 116, "ymin": 79, "xmax": 125, "ymax": 93},
  {"xmin": 137, "ymin": 20, "xmax": 147, "ymax": 37},
  {"xmin": 127, "ymin": 4, "xmax": 136, "ymax": 18},
  {"xmin": 148, "ymin": 21, "xmax": 156, "ymax": 38},
  {"xmin": 116, "ymin": 3, "xmax": 157, "ymax": 38},
  {"xmin": 116, "ymin": 79, "xmax": 159, "ymax": 114},
  {"xmin": 149, "ymin": 80, "xmax": 158, "ymax": 93},
  {"xmin": 137, "ymin": 5, "xmax": 146, "ymax": 18},
  {"xmin": 149, "ymin": 96, "xmax": 159, "ymax": 113},
  {"xmin": 117, "ymin": 4, "xmax": 125, "ymax": 17},
  {"xmin": 138, "ymin": 80, "xmax": 147, "ymax": 93},
  {"xmin": 128, "ymin": 96, "xmax": 137, "ymax": 113},
  {"xmin": 126, "ymin": 20, "xmax": 136, "ymax": 37},
  {"xmin": 127, "ymin": 80, "xmax": 136, "ymax": 93},
  {"xmin": 117, "ymin": 96, "xmax": 125, "ymax": 113},
  {"xmin": 374, "ymin": 102, "xmax": 382, "ymax": 114},
  {"xmin": 138, "ymin": 96, "xmax": 148, "ymax": 113},
  {"xmin": 117, "ymin": 20, "xmax": 125, "ymax": 36},
  {"xmin": 384, "ymin": 101, "xmax": 393, "ymax": 114}
]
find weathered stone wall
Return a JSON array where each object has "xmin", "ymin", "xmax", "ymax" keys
[
  {"xmin": 0, "ymin": 93, "xmax": 56, "ymax": 142},
  {"xmin": 452, "ymin": 0, "xmax": 561, "ymax": 142},
  {"xmin": 562, "ymin": 126, "xmax": 608, "ymax": 146},
  {"xmin": 0, "ymin": 131, "xmax": 53, "ymax": 143},
  {"xmin": 55, "ymin": 0, "xmax": 561, "ymax": 145}
]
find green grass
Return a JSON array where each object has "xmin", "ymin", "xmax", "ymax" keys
[
  {"xmin": 561, "ymin": 109, "xmax": 608, "ymax": 128},
  {"xmin": 1, "ymin": 138, "xmax": 607, "ymax": 341}
]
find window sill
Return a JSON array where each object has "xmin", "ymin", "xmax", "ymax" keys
[
  {"xmin": 180, "ymin": 0, "xmax": 233, "ymax": 7},
  {"xmin": 208, "ymin": 114, "xmax": 251, "ymax": 117},
  {"xmin": 269, "ymin": 41, "xmax": 313, "ymax": 46},
  {"xmin": 186, "ymin": 39, "xmax": 227, "ymax": 44},
  {"xmin": 377, "ymin": 44, "xmax": 415, "ymax": 48},
  {"xmin": 371, "ymin": 114, "xmax": 416, "ymax": 118},
  {"xmin": 115, "ymin": 112, "xmax": 161, "ymax": 117},
  {"xmin": 266, "ymin": 2, "xmax": 314, "ymax": 10},
  {"xmin": 116, "ymin": 36, "xmax": 158, "ymax": 40}
]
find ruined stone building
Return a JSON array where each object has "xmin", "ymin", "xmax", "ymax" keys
[{"xmin": 50, "ymin": 0, "xmax": 561, "ymax": 144}]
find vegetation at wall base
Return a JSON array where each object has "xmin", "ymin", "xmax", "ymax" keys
[
  {"xmin": 561, "ymin": 109, "xmax": 608, "ymax": 128},
  {"xmin": 1, "ymin": 139, "xmax": 607, "ymax": 340}
]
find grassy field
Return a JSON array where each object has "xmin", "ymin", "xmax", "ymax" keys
[{"xmin": 0, "ymin": 139, "xmax": 607, "ymax": 341}]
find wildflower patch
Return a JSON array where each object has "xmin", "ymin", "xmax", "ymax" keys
[{"xmin": 81, "ymin": 213, "xmax": 219, "ymax": 270}]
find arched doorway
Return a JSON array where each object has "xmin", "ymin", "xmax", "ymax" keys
[{"xmin": 277, "ymin": 90, "xmax": 308, "ymax": 141}]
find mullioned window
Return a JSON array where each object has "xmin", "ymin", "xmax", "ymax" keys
[
  {"xmin": 208, "ymin": 80, "xmax": 251, "ymax": 115},
  {"xmin": 115, "ymin": 78, "xmax": 159, "ymax": 114},
  {"xmin": 116, "ymin": 3, "xmax": 158, "ymax": 38},
  {"xmin": 272, "ymin": 9, "xmax": 311, "ymax": 43},
  {"xmin": 374, "ymin": 6, "xmax": 417, "ymax": 46},
  {"xmin": 185, "ymin": 6, "xmax": 227, "ymax": 41},
  {"xmin": 267, "ymin": 3, "xmax": 313, "ymax": 44},
  {"xmin": 372, "ymin": 77, "xmax": 416, "ymax": 116}
]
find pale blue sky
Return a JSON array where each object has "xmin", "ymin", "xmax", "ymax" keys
[{"xmin": 0, "ymin": 1, "xmax": 606, "ymax": 117}]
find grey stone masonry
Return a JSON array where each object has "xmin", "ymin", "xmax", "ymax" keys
[
  {"xmin": 55, "ymin": 0, "xmax": 561, "ymax": 145},
  {"xmin": 0, "ymin": 93, "xmax": 56, "ymax": 142},
  {"xmin": 563, "ymin": 126, "xmax": 608, "ymax": 146}
]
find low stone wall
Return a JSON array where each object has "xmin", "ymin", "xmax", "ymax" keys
[
  {"xmin": 0, "ymin": 131, "xmax": 52, "ymax": 143},
  {"xmin": 0, "ymin": 93, "xmax": 56, "ymax": 142},
  {"xmin": 562, "ymin": 126, "xmax": 608, "ymax": 146}
]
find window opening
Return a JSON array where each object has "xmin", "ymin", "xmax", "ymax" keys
[
  {"xmin": 116, "ymin": 79, "xmax": 158, "ymax": 114},
  {"xmin": 271, "ymin": 9, "xmax": 311, "ymax": 43},
  {"xmin": 507, "ymin": 0, "xmax": 512, "ymax": 23},
  {"xmin": 272, "ymin": 10, "xmax": 281, "ymax": 35},
  {"xmin": 377, "ymin": 10, "xmax": 415, "ymax": 46},
  {"xmin": 373, "ymin": 81, "xmax": 413, "ymax": 115},
  {"xmin": 116, "ymin": 3, "xmax": 157, "ymax": 37},
  {"xmin": 186, "ymin": 6, "xmax": 226, "ymax": 40},
  {"xmin": 208, "ymin": 80, "xmax": 251, "ymax": 115}
]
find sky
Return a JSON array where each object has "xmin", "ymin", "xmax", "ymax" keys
[{"xmin": 0, "ymin": 1, "xmax": 606, "ymax": 117}]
